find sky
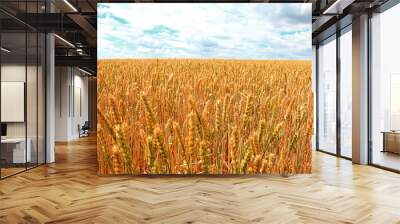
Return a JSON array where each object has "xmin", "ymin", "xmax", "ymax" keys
[{"xmin": 97, "ymin": 3, "xmax": 311, "ymax": 60}]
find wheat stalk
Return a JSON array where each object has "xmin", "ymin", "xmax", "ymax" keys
[{"xmin": 97, "ymin": 59, "xmax": 313, "ymax": 175}]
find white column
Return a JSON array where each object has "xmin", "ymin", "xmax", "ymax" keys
[
  {"xmin": 46, "ymin": 32, "xmax": 55, "ymax": 163},
  {"xmin": 45, "ymin": 0, "xmax": 55, "ymax": 163},
  {"xmin": 352, "ymin": 14, "xmax": 369, "ymax": 164}
]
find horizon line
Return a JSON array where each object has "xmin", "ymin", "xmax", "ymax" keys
[{"xmin": 97, "ymin": 58, "xmax": 311, "ymax": 61}]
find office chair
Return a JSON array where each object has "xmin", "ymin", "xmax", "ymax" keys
[{"xmin": 79, "ymin": 121, "xmax": 90, "ymax": 138}]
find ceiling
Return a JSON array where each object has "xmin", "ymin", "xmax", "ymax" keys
[
  {"xmin": 0, "ymin": 0, "xmax": 394, "ymax": 74},
  {"xmin": 311, "ymin": 0, "xmax": 390, "ymax": 43},
  {"xmin": 0, "ymin": 0, "xmax": 97, "ymax": 74}
]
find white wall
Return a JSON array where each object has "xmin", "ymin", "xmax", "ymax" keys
[
  {"xmin": 1, "ymin": 65, "xmax": 26, "ymax": 141},
  {"xmin": 1, "ymin": 65, "xmax": 37, "ymax": 138},
  {"xmin": 1, "ymin": 64, "xmax": 26, "ymax": 81},
  {"xmin": 55, "ymin": 67, "xmax": 89, "ymax": 141},
  {"xmin": 72, "ymin": 72, "xmax": 89, "ymax": 138},
  {"xmin": 55, "ymin": 66, "xmax": 70, "ymax": 141}
]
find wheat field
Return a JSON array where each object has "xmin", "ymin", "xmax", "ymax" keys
[{"xmin": 97, "ymin": 59, "xmax": 313, "ymax": 175}]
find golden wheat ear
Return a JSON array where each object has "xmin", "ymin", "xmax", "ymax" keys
[{"xmin": 98, "ymin": 60, "xmax": 312, "ymax": 175}]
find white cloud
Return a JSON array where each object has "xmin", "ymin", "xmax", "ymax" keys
[{"xmin": 98, "ymin": 3, "xmax": 311, "ymax": 60}]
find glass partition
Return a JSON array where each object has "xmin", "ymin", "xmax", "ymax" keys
[
  {"xmin": 339, "ymin": 27, "xmax": 352, "ymax": 158},
  {"xmin": 371, "ymin": 4, "xmax": 400, "ymax": 171},
  {"xmin": 0, "ymin": 1, "xmax": 46, "ymax": 179},
  {"xmin": 27, "ymin": 31, "xmax": 38, "ymax": 169},
  {"xmin": 1, "ymin": 31, "xmax": 28, "ymax": 177},
  {"xmin": 317, "ymin": 35, "xmax": 337, "ymax": 154}
]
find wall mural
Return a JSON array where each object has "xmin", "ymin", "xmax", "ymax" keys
[{"xmin": 97, "ymin": 3, "xmax": 313, "ymax": 175}]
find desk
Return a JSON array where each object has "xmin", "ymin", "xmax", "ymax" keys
[
  {"xmin": 1, "ymin": 138, "xmax": 31, "ymax": 163},
  {"xmin": 382, "ymin": 131, "xmax": 400, "ymax": 154}
]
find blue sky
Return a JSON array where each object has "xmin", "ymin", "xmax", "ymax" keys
[{"xmin": 98, "ymin": 3, "xmax": 311, "ymax": 60}]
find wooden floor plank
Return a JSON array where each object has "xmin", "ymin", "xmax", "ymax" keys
[{"xmin": 0, "ymin": 136, "xmax": 399, "ymax": 223}]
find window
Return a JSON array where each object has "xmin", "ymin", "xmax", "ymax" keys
[
  {"xmin": 339, "ymin": 27, "xmax": 352, "ymax": 158},
  {"xmin": 390, "ymin": 74, "xmax": 400, "ymax": 130},
  {"xmin": 370, "ymin": 3, "xmax": 400, "ymax": 171},
  {"xmin": 317, "ymin": 36, "xmax": 337, "ymax": 154}
]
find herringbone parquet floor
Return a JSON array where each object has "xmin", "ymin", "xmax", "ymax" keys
[{"xmin": 1, "ymin": 136, "xmax": 400, "ymax": 224}]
